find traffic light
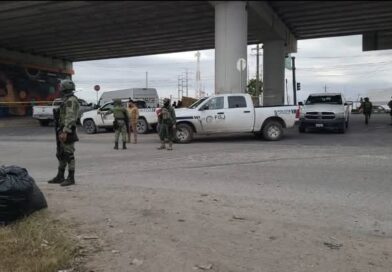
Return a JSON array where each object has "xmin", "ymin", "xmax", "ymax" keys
[{"xmin": 296, "ymin": 82, "xmax": 301, "ymax": 90}]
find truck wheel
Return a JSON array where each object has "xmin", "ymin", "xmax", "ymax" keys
[
  {"xmin": 137, "ymin": 118, "xmax": 148, "ymax": 134},
  {"xmin": 175, "ymin": 123, "xmax": 193, "ymax": 143},
  {"xmin": 39, "ymin": 120, "xmax": 50, "ymax": 127},
  {"xmin": 83, "ymin": 119, "xmax": 97, "ymax": 134},
  {"xmin": 262, "ymin": 121, "xmax": 283, "ymax": 141}
]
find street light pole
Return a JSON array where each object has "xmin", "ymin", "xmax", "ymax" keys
[{"xmin": 291, "ymin": 56, "xmax": 297, "ymax": 105}]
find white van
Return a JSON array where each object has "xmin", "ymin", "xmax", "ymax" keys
[{"xmin": 99, "ymin": 88, "xmax": 159, "ymax": 108}]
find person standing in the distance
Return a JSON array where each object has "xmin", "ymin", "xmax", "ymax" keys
[
  {"xmin": 359, "ymin": 97, "xmax": 373, "ymax": 125},
  {"xmin": 105, "ymin": 99, "xmax": 129, "ymax": 150},
  {"xmin": 127, "ymin": 99, "xmax": 139, "ymax": 144},
  {"xmin": 388, "ymin": 96, "xmax": 392, "ymax": 125},
  {"xmin": 157, "ymin": 98, "xmax": 176, "ymax": 150},
  {"xmin": 47, "ymin": 79, "xmax": 80, "ymax": 187}
]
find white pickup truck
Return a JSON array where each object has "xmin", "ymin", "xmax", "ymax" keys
[
  {"xmin": 32, "ymin": 98, "xmax": 93, "ymax": 126},
  {"xmin": 81, "ymin": 100, "xmax": 157, "ymax": 134},
  {"xmin": 174, "ymin": 93, "xmax": 299, "ymax": 143},
  {"xmin": 298, "ymin": 92, "xmax": 351, "ymax": 133}
]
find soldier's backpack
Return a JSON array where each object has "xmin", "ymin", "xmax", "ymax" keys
[{"xmin": 0, "ymin": 165, "xmax": 47, "ymax": 225}]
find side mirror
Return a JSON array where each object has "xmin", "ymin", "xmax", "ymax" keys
[
  {"xmin": 298, "ymin": 102, "xmax": 304, "ymax": 106},
  {"xmin": 200, "ymin": 105, "xmax": 209, "ymax": 111}
]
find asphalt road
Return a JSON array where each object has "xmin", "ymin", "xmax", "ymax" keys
[{"xmin": 0, "ymin": 113, "xmax": 391, "ymax": 271}]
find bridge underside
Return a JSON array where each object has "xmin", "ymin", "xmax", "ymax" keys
[{"xmin": 0, "ymin": 1, "xmax": 392, "ymax": 62}]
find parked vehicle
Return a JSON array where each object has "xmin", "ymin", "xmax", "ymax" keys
[
  {"xmin": 32, "ymin": 98, "xmax": 92, "ymax": 126},
  {"xmin": 81, "ymin": 99, "xmax": 157, "ymax": 134},
  {"xmin": 298, "ymin": 93, "xmax": 351, "ymax": 133},
  {"xmin": 98, "ymin": 88, "xmax": 159, "ymax": 108},
  {"xmin": 372, "ymin": 105, "xmax": 390, "ymax": 113},
  {"xmin": 173, "ymin": 93, "xmax": 299, "ymax": 143}
]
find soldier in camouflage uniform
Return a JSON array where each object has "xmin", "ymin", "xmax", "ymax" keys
[
  {"xmin": 157, "ymin": 98, "xmax": 176, "ymax": 150},
  {"xmin": 105, "ymin": 99, "xmax": 129, "ymax": 150},
  {"xmin": 48, "ymin": 79, "xmax": 80, "ymax": 187}
]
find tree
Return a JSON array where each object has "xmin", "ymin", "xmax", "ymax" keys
[{"xmin": 246, "ymin": 78, "xmax": 263, "ymax": 97}]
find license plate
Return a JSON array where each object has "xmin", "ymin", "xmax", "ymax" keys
[{"xmin": 315, "ymin": 124, "xmax": 324, "ymax": 128}]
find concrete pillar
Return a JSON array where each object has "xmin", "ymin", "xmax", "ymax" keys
[
  {"xmin": 214, "ymin": 1, "xmax": 247, "ymax": 94},
  {"xmin": 263, "ymin": 40, "xmax": 285, "ymax": 106}
]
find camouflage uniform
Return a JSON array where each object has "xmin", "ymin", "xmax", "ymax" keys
[
  {"xmin": 360, "ymin": 97, "xmax": 373, "ymax": 125},
  {"xmin": 48, "ymin": 79, "xmax": 80, "ymax": 187},
  {"xmin": 107, "ymin": 99, "xmax": 129, "ymax": 149},
  {"xmin": 158, "ymin": 98, "xmax": 176, "ymax": 150}
]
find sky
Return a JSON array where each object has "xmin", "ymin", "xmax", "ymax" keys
[{"xmin": 73, "ymin": 34, "xmax": 392, "ymax": 105}]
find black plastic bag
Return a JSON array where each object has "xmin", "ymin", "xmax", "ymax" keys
[{"xmin": 0, "ymin": 165, "xmax": 47, "ymax": 225}]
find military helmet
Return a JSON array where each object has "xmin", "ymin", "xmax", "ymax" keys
[
  {"xmin": 163, "ymin": 98, "xmax": 170, "ymax": 106},
  {"xmin": 60, "ymin": 79, "xmax": 75, "ymax": 94}
]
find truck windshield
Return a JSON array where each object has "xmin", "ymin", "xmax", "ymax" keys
[
  {"xmin": 189, "ymin": 97, "xmax": 208, "ymax": 109},
  {"xmin": 306, "ymin": 95, "xmax": 342, "ymax": 105}
]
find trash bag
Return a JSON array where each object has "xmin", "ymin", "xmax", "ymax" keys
[{"xmin": 0, "ymin": 165, "xmax": 47, "ymax": 225}]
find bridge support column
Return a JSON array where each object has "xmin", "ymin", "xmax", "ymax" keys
[
  {"xmin": 214, "ymin": 1, "xmax": 247, "ymax": 94},
  {"xmin": 263, "ymin": 40, "xmax": 285, "ymax": 106}
]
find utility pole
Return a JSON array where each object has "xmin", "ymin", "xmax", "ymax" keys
[
  {"xmin": 324, "ymin": 84, "xmax": 327, "ymax": 93},
  {"xmin": 251, "ymin": 44, "xmax": 262, "ymax": 95},
  {"xmin": 292, "ymin": 56, "xmax": 297, "ymax": 105},
  {"xmin": 195, "ymin": 51, "xmax": 201, "ymax": 98},
  {"xmin": 178, "ymin": 75, "xmax": 182, "ymax": 100},
  {"xmin": 185, "ymin": 69, "xmax": 189, "ymax": 97}
]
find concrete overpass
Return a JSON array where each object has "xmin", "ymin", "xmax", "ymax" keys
[{"xmin": 1, "ymin": 1, "xmax": 392, "ymax": 107}]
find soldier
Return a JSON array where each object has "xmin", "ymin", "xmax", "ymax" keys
[
  {"xmin": 106, "ymin": 98, "xmax": 129, "ymax": 150},
  {"xmin": 157, "ymin": 98, "xmax": 176, "ymax": 150},
  {"xmin": 48, "ymin": 79, "xmax": 80, "ymax": 187},
  {"xmin": 359, "ymin": 97, "xmax": 373, "ymax": 125}
]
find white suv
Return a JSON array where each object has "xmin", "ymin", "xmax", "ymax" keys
[{"xmin": 298, "ymin": 93, "xmax": 351, "ymax": 133}]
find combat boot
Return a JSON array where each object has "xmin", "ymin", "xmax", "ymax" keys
[
  {"xmin": 157, "ymin": 141, "xmax": 166, "ymax": 150},
  {"xmin": 123, "ymin": 141, "xmax": 127, "ymax": 150},
  {"xmin": 48, "ymin": 168, "xmax": 65, "ymax": 184},
  {"xmin": 61, "ymin": 170, "xmax": 75, "ymax": 187},
  {"xmin": 167, "ymin": 141, "xmax": 173, "ymax": 151},
  {"xmin": 114, "ymin": 142, "xmax": 119, "ymax": 150}
]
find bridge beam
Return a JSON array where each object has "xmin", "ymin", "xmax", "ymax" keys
[{"xmin": 0, "ymin": 47, "xmax": 73, "ymax": 75}]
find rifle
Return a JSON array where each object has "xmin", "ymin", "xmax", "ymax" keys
[{"xmin": 53, "ymin": 108, "xmax": 63, "ymax": 161}]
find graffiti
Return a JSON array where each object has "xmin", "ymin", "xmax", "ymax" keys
[{"xmin": 0, "ymin": 63, "xmax": 69, "ymax": 117}]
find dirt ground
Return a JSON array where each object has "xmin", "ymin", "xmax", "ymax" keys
[
  {"xmin": 2, "ymin": 115, "xmax": 392, "ymax": 271},
  {"xmin": 42, "ymin": 183, "xmax": 391, "ymax": 272}
]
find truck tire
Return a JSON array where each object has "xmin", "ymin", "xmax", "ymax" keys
[
  {"xmin": 83, "ymin": 119, "xmax": 97, "ymax": 134},
  {"xmin": 39, "ymin": 120, "xmax": 50, "ymax": 127},
  {"xmin": 175, "ymin": 123, "xmax": 193, "ymax": 143},
  {"xmin": 137, "ymin": 118, "xmax": 148, "ymax": 134},
  {"xmin": 262, "ymin": 121, "xmax": 283, "ymax": 141}
]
